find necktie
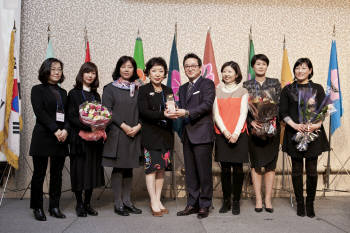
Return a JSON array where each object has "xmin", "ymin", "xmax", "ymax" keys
[{"xmin": 186, "ymin": 82, "xmax": 194, "ymax": 100}]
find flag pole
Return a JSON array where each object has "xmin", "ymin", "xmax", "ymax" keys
[
  {"xmin": 84, "ymin": 26, "xmax": 88, "ymax": 49},
  {"xmin": 47, "ymin": 24, "xmax": 51, "ymax": 43},
  {"xmin": 247, "ymin": 26, "xmax": 252, "ymax": 79},
  {"xmin": 325, "ymin": 25, "xmax": 336, "ymax": 192},
  {"xmin": 175, "ymin": 22, "xmax": 177, "ymax": 46}
]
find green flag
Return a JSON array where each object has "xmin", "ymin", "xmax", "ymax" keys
[
  {"xmin": 247, "ymin": 38, "xmax": 255, "ymax": 80},
  {"xmin": 133, "ymin": 37, "xmax": 146, "ymax": 82},
  {"xmin": 46, "ymin": 38, "xmax": 55, "ymax": 59}
]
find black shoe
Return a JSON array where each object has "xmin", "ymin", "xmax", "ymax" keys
[
  {"xmin": 219, "ymin": 200, "xmax": 231, "ymax": 213},
  {"xmin": 124, "ymin": 205, "xmax": 142, "ymax": 214},
  {"xmin": 265, "ymin": 207, "xmax": 274, "ymax": 213},
  {"xmin": 197, "ymin": 207, "xmax": 209, "ymax": 219},
  {"xmin": 48, "ymin": 208, "xmax": 66, "ymax": 218},
  {"xmin": 114, "ymin": 206, "xmax": 129, "ymax": 216},
  {"xmin": 296, "ymin": 202, "xmax": 305, "ymax": 217},
  {"xmin": 85, "ymin": 204, "xmax": 98, "ymax": 216},
  {"xmin": 232, "ymin": 201, "xmax": 240, "ymax": 215},
  {"xmin": 306, "ymin": 201, "xmax": 315, "ymax": 218},
  {"xmin": 76, "ymin": 203, "xmax": 87, "ymax": 217},
  {"xmin": 254, "ymin": 208, "xmax": 263, "ymax": 212},
  {"xmin": 33, "ymin": 208, "xmax": 47, "ymax": 221},
  {"xmin": 177, "ymin": 206, "xmax": 199, "ymax": 216}
]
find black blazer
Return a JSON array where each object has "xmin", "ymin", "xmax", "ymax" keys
[
  {"xmin": 178, "ymin": 76, "xmax": 215, "ymax": 144},
  {"xmin": 67, "ymin": 88, "xmax": 101, "ymax": 155},
  {"xmin": 138, "ymin": 83, "xmax": 174, "ymax": 150},
  {"xmin": 29, "ymin": 84, "xmax": 69, "ymax": 157}
]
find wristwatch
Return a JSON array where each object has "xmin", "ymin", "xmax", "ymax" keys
[{"xmin": 185, "ymin": 110, "xmax": 190, "ymax": 118}]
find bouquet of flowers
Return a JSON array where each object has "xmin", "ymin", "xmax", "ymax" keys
[
  {"xmin": 78, "ymin": 101, "xmax": 112, "ymax": 141},
  {"xmin": 292, "ymin": 89, "xmax": 334, "ymax": 151},
  {"xmin": 248, "ymin": 88, "xmax": 278, "ymax": 138}
]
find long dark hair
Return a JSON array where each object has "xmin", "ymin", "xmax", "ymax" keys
[
  {"xmin": 74, "ymin": 62, "xmax": 99, "ymax": 91},
  {"xmin": 38, "ymin": 58, "xmax": 65, "ymax": 84},
  {"xmin": 112, "ymin": 56, "xmax": 138, "ymax": 82}
]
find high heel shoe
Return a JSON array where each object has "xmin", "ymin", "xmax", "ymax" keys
[
  {"xmin": 160, "ymin": 208, "xmax": 169, "ymax": 214},
  {"xmin": 33, "ymin": 208, "xmax": 47, "ymax": 221},
  {"xmin": 149, "ymin": 204, "xmax": 163, "ymax": 217},
  {"xmin": 254, "ymin": 208, "xmax": 263, "ymax": 213},
  {"xmin": 84, "ymin": 204, "xmax": 98, "ymax": 216},
  {"xmin": 48, "ymin": 208, "xmax": 66, "ymax": 218},
  {"xmin": 264, "ymin": 207, "xmax": 274, "ymax": 213}
]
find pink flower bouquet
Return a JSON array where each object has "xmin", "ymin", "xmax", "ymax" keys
[{"xmin": 78, "ymin": 101, "xmax": 112, "ymax": 141}]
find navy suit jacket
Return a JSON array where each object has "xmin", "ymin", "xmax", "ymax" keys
[{"xmin": 178, "ymin": 76, "xmax": 215, "ymax": 144}]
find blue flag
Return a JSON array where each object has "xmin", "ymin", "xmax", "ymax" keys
[
  {"xmin": 167, "ymin": 34, "xmax": 183, "ymax": 137},
  {"xmin": 46, "ymin": 38, "xmax": 55, "ymax": 59},
  {"xmin": 327, "ymin": 40, "xmax": 343, "ymax": 135}
]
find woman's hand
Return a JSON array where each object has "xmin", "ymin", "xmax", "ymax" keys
[
  {"xmin": 229, "ymin": 134, "xmax": 239, "ymax": 144},
  {"xmin": 60, "ymin": 129, "xmax": 68, "ymax": 142},
  {"xmin": 306, "ymin": 122, "xmax": 321, "ymax": 133},
  {"xmin": 54, "ymin": 129, "xmax": 62, "ymax": 141},
  {"xmin": 222, "ymin": 130, "xmax": 231, "ymax": 140},
  {"xmin": 120, "ymin": 123, "xmax": 132, "ymax": 135},
  {"xmin": 164, "ymin": 109, "xmax": 178, "ymax": 119},
  {"xmin": 251, "ymin": 120, "xmax": 262, "ymax": 130},
  {"xmin": 127, "ymin": 123, "xmax": 141, "ymax": 138},
  {"xmin": 291, "ymin": 122, "xmax": 306, "ymax": 132}
]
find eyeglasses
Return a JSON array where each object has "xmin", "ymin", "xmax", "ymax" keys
[{"xmin": 184, "ymin": 65, "xmax": 199, "ymax": 70}]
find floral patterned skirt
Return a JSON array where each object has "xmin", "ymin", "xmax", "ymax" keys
[{"xmin": 144, "ymin": 149, "xmax": 171, "ymax": 174}]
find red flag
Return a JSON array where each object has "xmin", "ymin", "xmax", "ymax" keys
[
  {"xmin": 202, "ymin": 30, "xmax": 219, "ymax": 86},
  {"xmin": 85, "ymin": 40, "xmax": 91, "ymax": 62}
]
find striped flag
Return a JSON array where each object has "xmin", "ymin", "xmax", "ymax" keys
[
  {"xmin": 0, "ymin": 27, "xmax": 22, "ymax": 169},
  {"xmin": 202, "ymin": 30, "xmax": 219, "ymax": 86},
  {"xmin": 327, "ymin": 40, "xmax": 343, "ymax": 135},
  {"xmin": 133, "ymin": 35, "xmax": 146, "ymax": 82},
  {"xmin": 167, "ymin": 33, "xmax": 182, "ymax": 137}
]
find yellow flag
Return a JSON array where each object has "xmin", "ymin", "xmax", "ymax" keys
[
  {"xmin": 281, "ymin": 48, "xmax": 293, "ymax": 88},
  {"xmin": 280, "ymin": 47, "xmax": 293, "ymax": 145}
]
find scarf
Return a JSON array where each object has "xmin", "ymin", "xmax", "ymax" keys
[{"xmin": 112, "ymin": 78, "xmax": 143, "ymax": 97}]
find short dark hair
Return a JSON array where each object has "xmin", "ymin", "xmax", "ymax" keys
[
  {"xmin": 220, "ymin": 61, "xmax": 243, "ymax": 84},
  {"xmin": 293, "ymin": 58, "xmax": 314, "ymax": 79},
  {"xmin": 112, "ymin": 56, "xmax": 138, "ymax": 82},
  {"xmin": 183, "ymin": 53, "xmax": 202, "ymax": 67},
  {"xmin": 74, "ymin": 62, "xmax": 99, "ymax": 91},
  {"xmin": 144, "ymin": 57, "xmax": 168, "ymax": 77},
  {"xmin": 251, "ymin": 54, "xmax": 269, "ymax": 67},
  {"xmin": 38, "ymin": 58, "xmax": 65, "ymax": 84}
]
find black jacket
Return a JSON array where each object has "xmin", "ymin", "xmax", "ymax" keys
[
  {"xmin": 29, "ymin": 83, "xmax": 69, "ymax": 157},
  {"xmin": 67, "ymin": 88, "xmax": 102, "ymax": 155},
  {"xmin": 138, "ymin": 83, "xmax": 174, "ymax": 150}
]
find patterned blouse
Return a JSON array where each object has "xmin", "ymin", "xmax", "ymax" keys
[{"xmin": 243, "ymin": 77, "xmax": 281, "ymax": 123}]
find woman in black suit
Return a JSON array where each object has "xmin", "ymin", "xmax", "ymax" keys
[
  {"xmin": 67, "ymin": 62, "xmax": 105, "ymax": 217},
  {"xmin": 29, "ymin": 58, "xmax": 69, "ymax": 221},
  {"xmin": 138, "ymin": 57, "xmax": 174, "ymax": 217}
]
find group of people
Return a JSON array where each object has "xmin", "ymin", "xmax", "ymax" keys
[{"xmin": 29, "ymin": 52, "xmax": 329, "ymax": 221}]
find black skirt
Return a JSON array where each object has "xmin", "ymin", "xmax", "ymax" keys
[
  {"xmin": 249, "ymin": 132, "xmax": 280, "ymax": 169},
  {"xmin": 144, "ymin": 149, "xmax": 171, "ymax": 174},
  {"xmin": 70, "ymin": 141, "xmax": 105, "ymax": 191},
  {"xmin": 215, "ymin": 132, "xmax": 249, "ymax": 163}
]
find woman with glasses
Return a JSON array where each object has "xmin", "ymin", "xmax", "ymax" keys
[
  {"xmin": 29, "ymin": 58, "xmax": 69, "ymax": 221},
  {"xmin": 102, "ymin": 56, "xmax": 143, "ymax": 216}
]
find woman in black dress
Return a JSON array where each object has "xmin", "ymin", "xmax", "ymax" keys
[
  {"xmin": 213, "ymin": 61, "xmax": 249, "ymax": 215},
  {"xmin": 67, "ymin": 62, "xmax": 105, "ymax": 217},
  {"xmin": 102, "ymin": 56, "xmax": 142, "ymax": 216},
  {"xmin": 280, "ymin": 58, "xmax": 329, "ymax": 218},
  {"xmin": 243, "ymin": 54, "xmax": 281, "ymax": 213},
  {"xmin": 138, "ymin": 57, "xmax": 175, "ymax": 217},
  {"xmin": 29, "ymin": 58, "xmax": 69, "ymax": 221}
]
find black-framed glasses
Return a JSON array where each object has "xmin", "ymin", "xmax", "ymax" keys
[{"xmin": 184, "ymin": 65, "xmax": 200, "ymax": 70}]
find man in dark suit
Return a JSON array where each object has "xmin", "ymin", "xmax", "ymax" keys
[{"xmin": 174, "ymin": 53, "xmax": 215, "ymax": 219}]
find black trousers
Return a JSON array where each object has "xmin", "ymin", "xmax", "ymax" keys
[
  {"xmin": 291, "ymin": 157, "xmax": 318, "ymax": 203},
  {"xmin": 30, "ymin": 156, "xmax": 66, "ymax": 209},
  {"xmin": 220, "ymin": 162, "xmax": 244, "ymax": 201},
  {"xmin": 183, "ymin": 131, "xmax": 213, "ymax": 208}
]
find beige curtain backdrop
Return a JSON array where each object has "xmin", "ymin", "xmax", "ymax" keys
[{"xmin": 17, "ymin": 0, "xmax": 350, "ymax": 197}]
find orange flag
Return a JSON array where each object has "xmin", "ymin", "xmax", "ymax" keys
[{"xmin": 202, "ymin": 30, "xmax": 219, "ymax": 86}]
